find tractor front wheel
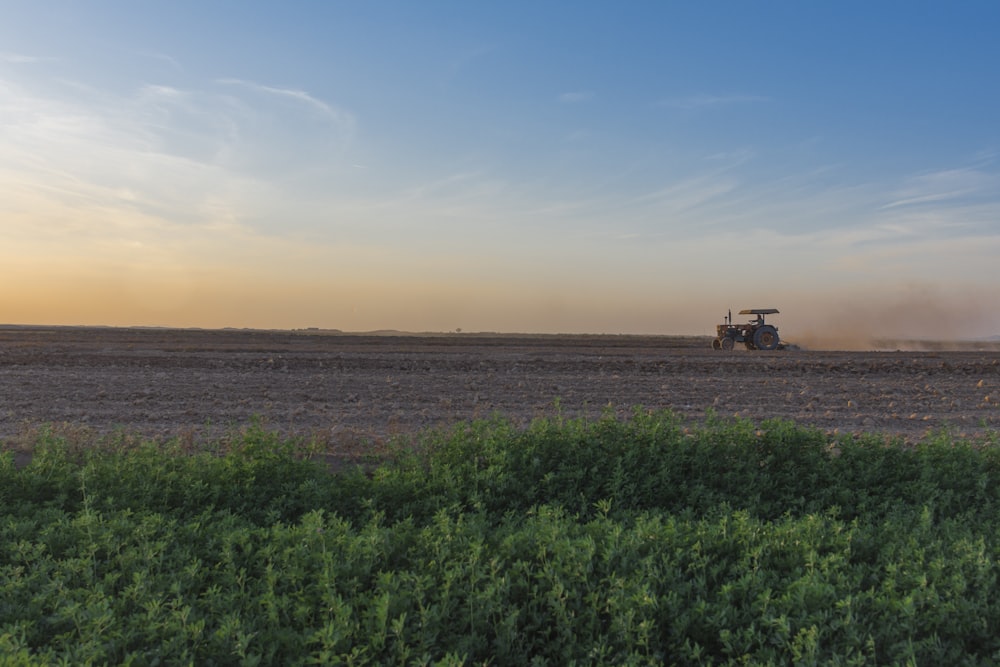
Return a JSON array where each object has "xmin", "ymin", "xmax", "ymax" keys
[
  {"xmin": 720, "ymin": 337, "xmax": 735, "ymax": 351},
  {"xmin": 753, "ymin": 325, "xmax": 780, "ymax": 351},
  {"xmin": 712, "ymin": 338, "xmax": 722, "ymax": 350}
]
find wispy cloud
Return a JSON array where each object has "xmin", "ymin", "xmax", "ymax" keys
[
  {"xmin": 657, "ymin": 93, "xmax": 769, "ymax": 110},
  {"xmin": 627, "ymin": 174, "xmax": 739, "ymax": 217},
  {"xmin": 880, "ymin": 192, "xmax": 964, "ymax": 209},
  {"xmin": 217, "ymin": 77, "xmax": 354, "ymax": 124},
  {"xmin": 0, "ymin": 68, "xmax": 360, "ymax": 244},
  {"xmin": 0, "ymin": 52, "xmax": 52, "ymax": 64},
  {"xmin": 134, "ymin": 50, "xmax": 183, "ymax": 72},
  {"xmin": 880, "ymin": 167, "xmax": 997, "ymax": 209},
  {"xmin": 575, "ymin": 152, "xmax": 1000, "ymax": 272}
]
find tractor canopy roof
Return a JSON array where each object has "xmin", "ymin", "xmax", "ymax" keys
[{"xmin": 738, "ymin": 308, "xmax": 779, "ymax": 315}]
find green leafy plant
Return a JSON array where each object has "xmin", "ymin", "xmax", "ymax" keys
[{"xmin": 3, "ymin": 411, "xmax": 1000, "ymax": 664}]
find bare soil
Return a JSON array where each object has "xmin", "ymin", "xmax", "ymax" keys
[{"xmin": 2, "ymin": 326, "xmax": 1000, "ymax": 457}]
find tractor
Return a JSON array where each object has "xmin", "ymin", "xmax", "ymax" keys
[{"xmin": 712, "ymin": 308, "xmax": 781, "ymax": 351}]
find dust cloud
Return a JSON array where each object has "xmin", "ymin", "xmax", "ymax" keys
[{"xmin": 783, "ymin": 287, "xmax": 1000, "ymax": 351}]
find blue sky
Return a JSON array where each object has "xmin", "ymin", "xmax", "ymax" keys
[{"xmin": 2, "ymin": 2, "xmax": 999, "ymax": 339}]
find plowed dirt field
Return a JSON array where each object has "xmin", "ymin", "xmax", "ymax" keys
[{"xmin": 2, "ymin": 326, "xmax": 1000, "ymax": 454}]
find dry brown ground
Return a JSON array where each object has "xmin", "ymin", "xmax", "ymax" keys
[{"xmin": 2, "ymin": 326, "xmax": 1000, "ymax": 459}]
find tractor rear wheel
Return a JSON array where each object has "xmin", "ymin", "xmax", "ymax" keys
[
  {"xmin": 753, "ymin": 325, "xmax": 780, "ymax": 351},
  {"xmin": 720, "ymin": 337, "xmax": 735, "ymax": 351}
]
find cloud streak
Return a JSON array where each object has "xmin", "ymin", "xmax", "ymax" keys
[
  {"xmin": 0, "ymin": 52, "xmax": 51, "ymax": 64},
  {"xmin": 216, "ymin": 77, "xmax": 355, "ymax": 126},
  {"xmin": 880, "ymin": 167, "xmax": 998, "ymax": 209}
]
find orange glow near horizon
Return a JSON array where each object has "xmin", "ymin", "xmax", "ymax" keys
[
  {"xmin": 4, "ymin": 167, "xmax": 1000, "ymax": 336},
  {"xmin": 4, "ymin": 253, "xmax": 1000, "ymax": 341}
]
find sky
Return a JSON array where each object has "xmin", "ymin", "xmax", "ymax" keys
[{"xmin": 2, "ymin": 2, "xmax": 999, "ymax": 339}]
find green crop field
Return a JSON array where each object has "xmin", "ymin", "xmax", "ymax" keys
[{"xmin": 3, "ymin": 411, "xmax": 1000, "ymax": 665}]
